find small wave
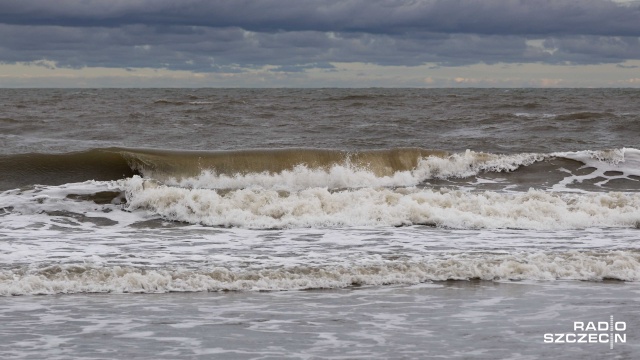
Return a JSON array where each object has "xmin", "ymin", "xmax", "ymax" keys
[
  {"xmin": 153, "ymin": 99, "xmax": 187, "ymax": 105},
  {"xmin": 2, "ymin": 251, "xmax": 638, "ymax": 295},
  {"xmin": 554, "ymin": 112, "xmax": 616, "ymax": 121},
  {"xmin": 514, "ymin": 112, "xmax": 555, "ymax": 118},
  {"xmin": 188, "ymin": 101, "xmax": 214, "ymax": 105},
  {"xmin": 323, "ymin": 94, "xmax": 394, "ymax": 102}
]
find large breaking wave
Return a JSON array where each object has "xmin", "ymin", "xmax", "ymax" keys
[
  {"xmin": 2, "ymin": 147, "xmax": 640, "ymax": 230},
  {"xmin": 2, "ymin": 146, "xmax": 639, "ymax": 190}
]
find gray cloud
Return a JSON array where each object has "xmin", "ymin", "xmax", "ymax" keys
[
  {"xmin": 1, "ymin": 0, "xmax": 639, "ymax": 36},
  {"xmin": 0, "ymin": 0, "xmax": 639, "ymax": 72}
]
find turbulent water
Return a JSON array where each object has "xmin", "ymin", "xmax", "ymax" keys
[{"xmin": 1, "ymin": 88, "xmax": 640, "ymax": 358}]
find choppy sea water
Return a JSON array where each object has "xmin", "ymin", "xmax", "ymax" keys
[{"xmin": 1, "ymin": 88, "xmax": 640, "ymax": 358}]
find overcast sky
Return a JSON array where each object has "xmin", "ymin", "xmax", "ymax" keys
[{"xmin": 0, "ymin": 0, "xmax": 639, "ymax": 87}]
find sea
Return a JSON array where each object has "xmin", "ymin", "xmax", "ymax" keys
[{"xmin": 1, "ymin": 88, "xmax": 639, "ymax": 359}]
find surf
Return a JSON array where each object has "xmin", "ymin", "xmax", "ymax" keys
[
  {"xmin": 2, "ymin": 250, "xmax": 639, "ymax": 295},
  {"xmin": 1, "ymin": 146, "xmax": 638, "ymax": 194}
]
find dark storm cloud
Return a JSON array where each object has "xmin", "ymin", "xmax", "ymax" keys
[{"xmin": 0, "ymin": 0, "xmax": 638, "ymax": 71}]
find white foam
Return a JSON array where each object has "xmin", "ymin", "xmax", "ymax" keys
[
  {"xmin": 124, "ymin": 176, "xmax": 640, "ymax": 230},
  {"xmin": 0, "ymin": 180, "xmax": 143, "ymax": 231},
  {"xmin": 171, "ymin": 164, "xmax": 420, "ymax": 191},
  {"xmin": 552, "ymin": 148, "xmax": 640, "ymax": 191},
  {"xmin": 2, "ymin": 251, "xmax": 638, "ymax": 295},
  {"xmin": 413, "ymin": 150, "xmax": 547, "ymax": 179}
]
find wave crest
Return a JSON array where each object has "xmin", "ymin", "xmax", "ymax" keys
[{"xmin": 3, "ymin": 251, "xmax": 638, "ymax": 295}]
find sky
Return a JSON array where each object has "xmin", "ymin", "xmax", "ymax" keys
[{"xmin": 0, "ymin": 0, "xmax": 639, "ymax": 88}]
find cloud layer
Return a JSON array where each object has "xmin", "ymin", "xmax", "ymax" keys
[{"xmin": 0, "ymin": 0, "xmax": 639, "ymax": 73}]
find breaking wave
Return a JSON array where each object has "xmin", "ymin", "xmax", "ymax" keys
[
  {"xmin": 2, "ymin": 147, "xmax": 639, "ymax": 229},
  {"xmin": 124, "ymin": 178, "xmax": 640, "ymax": 229},
  {"xmin": 2, "ymin": 251, "xmax": 638, "ymax": 296},
  {"xmin": 2, "ymin": 146, "xmax": 639, "ymax": 191}
]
